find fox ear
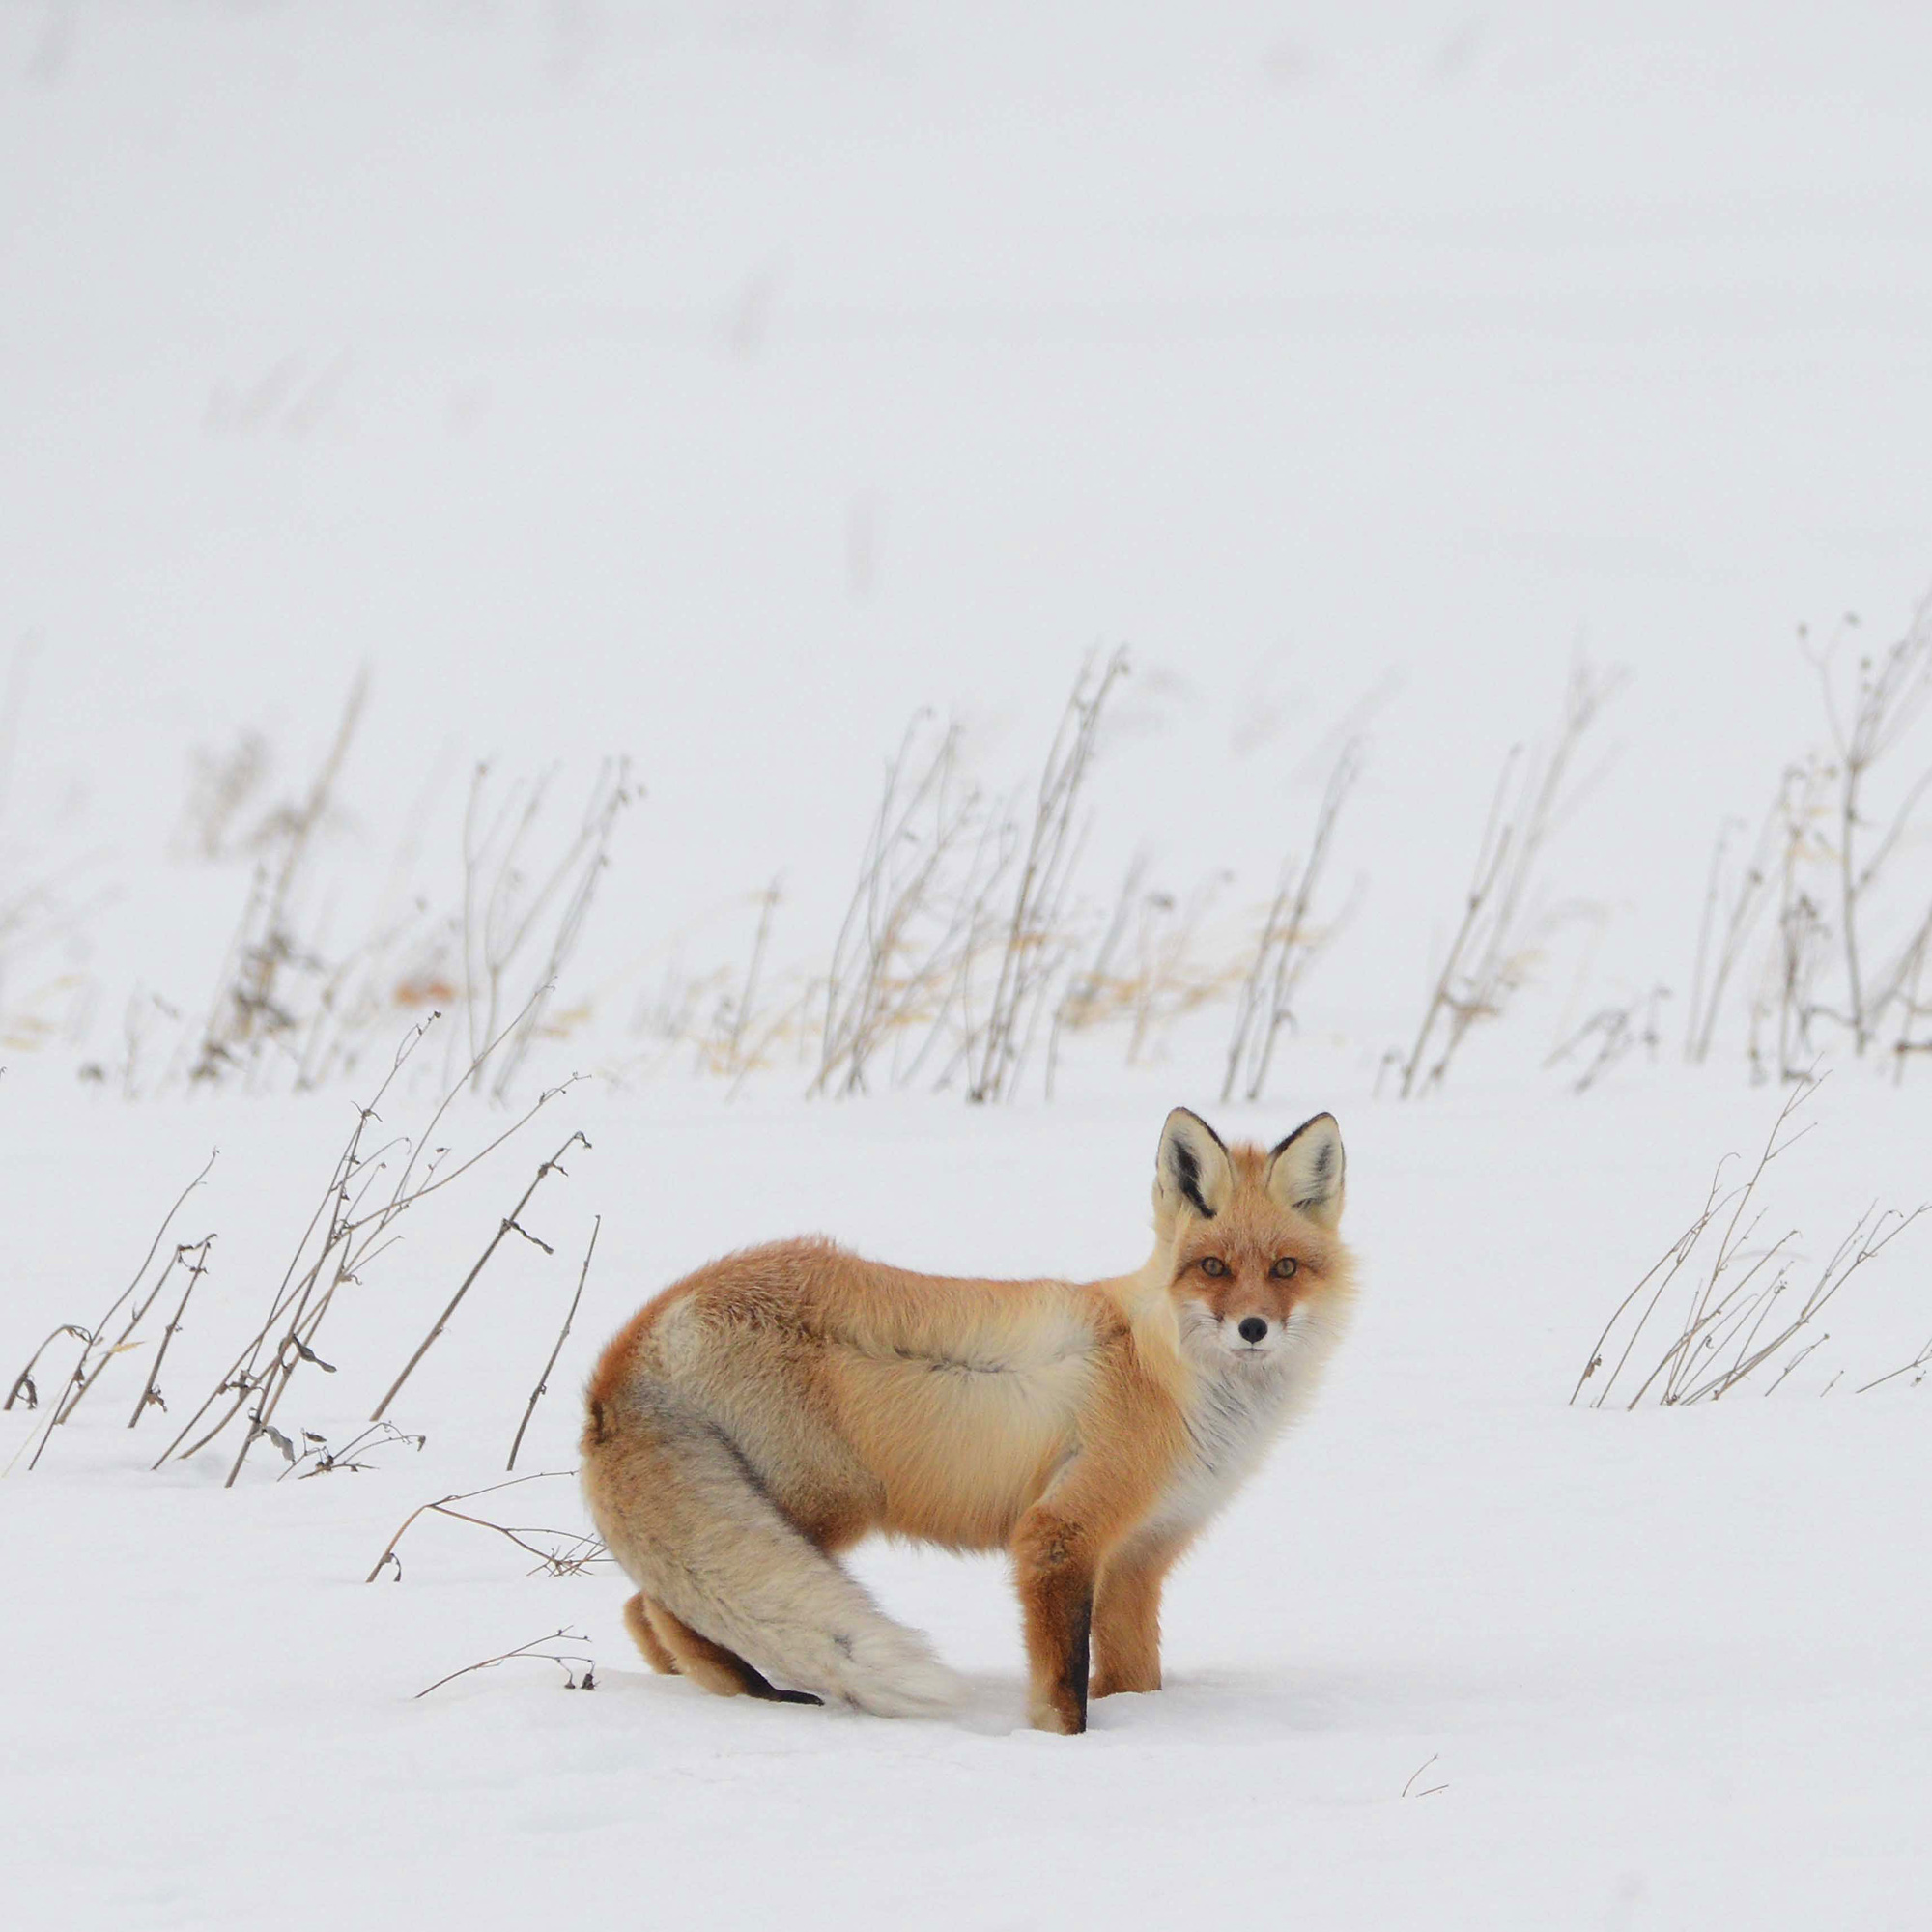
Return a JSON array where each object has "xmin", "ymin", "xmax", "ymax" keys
[
  {"xmin": 1154, "ymin": 1107, "xmax": 1235, "ymax": 1227},
  {"xmin": 1266, "ymin": 1113, "xmax": 1345, "ymax": 1229}
]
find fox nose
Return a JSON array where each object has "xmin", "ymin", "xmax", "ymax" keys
[{"xmin": 1237, "ymin": 1316, "xmax": 1268, "ymax": 1345}]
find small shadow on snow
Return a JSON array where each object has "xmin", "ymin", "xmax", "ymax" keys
[{"xmin": 595, "ymin": 1658, "xmax": 1482, "ymax": 1747}]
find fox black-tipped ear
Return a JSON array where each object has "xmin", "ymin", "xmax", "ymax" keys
[
  {"xmin": 1266, "ymin": 1113, "xmax": 1345, "ymax": 1229},
  {"xmin": 1154, "ymin": 1107, "xmax": 1234, "ymax": 1226}
]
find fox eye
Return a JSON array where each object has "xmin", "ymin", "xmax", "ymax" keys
[
  {"xmin": 1200, "ymin": 1256, "xmax": 1229, "ymax": 1278},
  {"xmin": 1270, "ymin": 1257, "xmax": 1298, "ymax": 1280}
]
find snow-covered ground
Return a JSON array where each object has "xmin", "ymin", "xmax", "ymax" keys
[{"xmin": 5, "ymin": 5, "xmax": 1932, "ymax": 1927}]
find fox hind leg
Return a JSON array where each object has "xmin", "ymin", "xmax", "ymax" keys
[
  {"xmin": 623, "ymin": 1592, "xmax": 680, "ymax": 1674},
  {"xmin": 642, "ymin": 1599, "xmax": 823, "ymax": 1705}
]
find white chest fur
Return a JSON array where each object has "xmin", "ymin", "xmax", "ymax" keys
[{"xmin": 1145, "ymin": 1304, "xmax": 1340, "ymax": 1540}]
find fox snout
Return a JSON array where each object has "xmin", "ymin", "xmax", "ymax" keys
[{"xmin": 1220, "ymin": 1309, "xmax": 1284, "ymax": 1354}]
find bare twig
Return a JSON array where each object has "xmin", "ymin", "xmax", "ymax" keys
[
  {"xmin": 1400, "ymin": 660, "xmax": 1625, "ymax": 1097},
  {"xmin": 128, "ymin": 1236, "xmax": 215, "ymax": 1427},
  {"xmin": 281, "ymin": 1418, "xmax": 425, "ymax": 1481},
  {"xmin": 154, "ymin": 1006, "xmax": 583, "ymax": 1485},
  {"xmin": 1807, "ymin": 599, "xmax": 1932, "ymax": 1055},
  {"xmin": 968, "ymin": 649, "xmax": 1128, "ymax": 1104},
  {"xmin": 415, "ymin": 1628, "xmax": 596, "ymax": 1699},
  {"xmin": 1573, "ymin": 1079, "xmax": 1927, "ymax": 1406},
  {"xmin": 12, "ymin": 1152, "xmax": 216, "ymax": 1467},
  {"xmin": 1222, "ymin": 742, "xmax": 1360, "ymax": 1104},
  {"xmin": 366, "ymin": 1471, "xmax": 587, "ymax": 1582},
  {"xmin": 509, "ymin": 1215, "xmax": 599, "ymax": 1471},
  {"xmin": 370, "ymin": 1133, "xmax": 589, "ymax": 1423}
]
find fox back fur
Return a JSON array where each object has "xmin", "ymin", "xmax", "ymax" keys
[{"xmin": 582, "ymin": 1106, "xmax": 1354, "ymax": 1733}]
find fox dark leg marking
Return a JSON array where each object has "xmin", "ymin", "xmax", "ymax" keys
[
  {"xmin": 1014, "ymin": 1507, "xmax": 1097, "ymax": 1734},
  {"xmin": 1057, "ymin": 1592, "xmax": 1093, "ymax": 1731}
]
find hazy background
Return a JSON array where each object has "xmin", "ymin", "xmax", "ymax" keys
[{"xmin": 5, "ymin": 0, "xmax": 1932, "ymax": 1080}]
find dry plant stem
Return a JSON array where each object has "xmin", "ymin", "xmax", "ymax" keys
[
  {"xmin": 1631, "ymin": 1084, "xmax": 1814, "ymax": 1408},
  {"xmin": 1572, "ymin": 1082, "xmax": 1814, "ymax": 1406},
  {"xmin": 14, "ymin": 1152, "xmax": 215, "ymax": 1465},
  {"xmin": 723, "ymin": 882, "xmax": 780, "ymax": 1077},
  {"xmin": 186, "ymin": 674, "xmax": 368, "ymax": 1088},
  {"xmin": 4, "ymin": 1325, "xmax": 89, "ymax": 1412},
  {"xmin": 156, "ymin": 998, "xmax": 578, "ymax": 1482},
  {"xmin": 371, "ymin": 1132, "xmax": 589, "ymax": 1424},
  {"xmin": 1545, "ymin": 986, "xmax": 1668, "ymax": 1094},
  {"xmin": 1222, "ymin": 741, "xmax": 1360, "ymax": 1105},
  {"xmin": 1766, "ymin": 761, "xmax": 1831, "ymax": 1079},
  {"xmin": 1684, "ymin": 801, "xmax": 1778, "ymax": 1065},
  {"xmin": 1570, "ymin": 1163, "xmax": 1735, "ymax": 1406},
  {"xmin": 1573, "ymin": 1078, "xmax": 1926, "ymax": 1407},
  {"xmin": 1889, "ymin": 906, "xmax": 1932, "ymax": 1081},
  {"xmin": 1045, "ymin": 852, "xmax": 1148, "ymax": 1100},
  {"xmin": 159, "ymin": 1031, "xmax": 425, "ymax": 1470},
  {"xmin": 1676, "ymin": 1201, "xmax": 1925, "ymax": 1404},
  {"xmin": 128, "ymin": 1236, "xmax": 214, "ymax": 1426},
  {"xmin": 1812, "ymin": 599, "xmax": 1932, "ymax": 1054},
  {"xmin": 366, "ymin": 1471, "xmax": 580, "ymax": 1581},
  {"xmin": 460, "ymin": 758, "xmax": 633, "ymax": 1100},
  {"xmin": 1858, "ymin": 1336, "xmax": 1932, "ymax": 1394},
  {"xmin": 491, "ymin": 760, "xmax": 631, "ymax": 1103},
  {"xmin": 508, "ymin": 1215, "xmax": 599, "ymax": 1471},
  {"xmin": 414, "ymin": 1629, "xmax": 594, "ymax": 1700},
  {"xmin": 281, "ymin": 1418, "xmax": 423, "ymax": 1481},
  {"xmin": 1400, "ymin": 660, "xmax": 1625, "ymax": 1098},
  {"xmin": 968, "ymin": 647, "xmax": 1128, "ymax": 1104},
  {"xmin": 811, "ymin": 717, "xmax": 995, "ymax": 1097},
  {"xmin": 1399, "ymin": 751, "xmax": 1518, "ymax": 1099}
]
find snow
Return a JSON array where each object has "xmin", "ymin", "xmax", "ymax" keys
[{"xmin": 5, "ymin": 4, "xmax": 1932, "ymax": 1927}]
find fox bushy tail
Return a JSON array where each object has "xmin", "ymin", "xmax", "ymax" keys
[{"xmin": 583, "ymin": 1381, "xmax": 962, "ymax": 1719}]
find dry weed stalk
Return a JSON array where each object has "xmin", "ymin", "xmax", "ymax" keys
[
  {"xmin": 1571, "ymin": 1080, "xmax": 1928, "ymax": 1407},
  {"xmin": 128, "ymin": 1235, "xmax": 214, "ymax": 1427},
  {"xmin": 1696, "ymin": 599, "xmax": 1932, "ymax": 1077},
  {"xmin": 279, "ymin": 1418, "xmax": 425, "ymax": 1481},
  {"xmin": 1745, "ymin": 760, "xmax": 1833, "ymax": 1083},
  {"xmin": 459, "ymin": 757, "xmax": 633, "ymax": 1103},
  {"xmin": 368, "ymin": 1472, "xmax": 605, "ymax": 1582},
  {"xmin": 1398, "ymin": 660, "xmax": 1624, "ymax": 1098},
  {"xmin": 966, "ymin": 648, "xmax": 1128, "ymax": 1104},
  {"xmin": 1544, "ymin": 985, "xmax": 1668, "ymax": 1094},
  {"xmin": 1889, "ymin": 905, "xmax": 1932, "ymax": 1079},
  {"xmin": 1809, "ymin": 600, "xmax": 1932, "ymax": 1055},
  {"xmin": 508, "ymin": 1215, "xmax": 598, "ymax": 1472},
  {"xmin": 811, "ymin": 718, "xmax": 1006, "ymax": 1097},
  {"xmin": 155, "ymin": 1000, "xmax": 583, "ymax": 1486},
  {"xmin": 371, "ymin": 1128, "xmax": 588, "ymax": 1423},
  {"xmin": 1858, "ymin": 1336, "xmax": 1932, "ymax": 1394},
  {"xmin": 1221, "ymin": 743, "xmax": 1360, "ymax": 1104},
  {"xmin": 4, "ymin": 1154, "xmax": 215, "ymax": 1469},
  {"xmin": 415, "ymin": 1628, "xmax": 597, "ymax": 1698},
  {"xmin": 1122, "ymin": 873, "xmax": 1236, "ymax": 1067},
  {"xmin": 1684, "ymin": 803, "xmax": 1779, "ymax": 1065},
  {"xmin": 183, "ymin": 675, "xmax": 367, "ymax": 1089}
]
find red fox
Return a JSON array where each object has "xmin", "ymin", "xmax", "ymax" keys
[{"xmin": 582, "ymin": 1106, "xmax": 1353, "ymax": 1733}]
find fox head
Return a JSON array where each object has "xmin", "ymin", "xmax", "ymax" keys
[{"xmin": 1151, "ymin": 1106, "xmax": 1353, "ymax": 1363}]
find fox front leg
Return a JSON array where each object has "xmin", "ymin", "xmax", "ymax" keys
[
  {"xmin": 1013, "ymin": 1503, "xmax": 1098, "ymax": 1733},
  {"xmin": 1091, "ymin": 1532, "xmax": 1185, "ymax": 1699}
]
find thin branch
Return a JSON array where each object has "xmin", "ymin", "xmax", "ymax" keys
[
  {"xmin": 509, "ymin": 1216, "xmax": 599, "ymax": 1472},
  {"xmin": 370, "ymin": 1134, "xmax": 589, "ymax": 1423}
]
